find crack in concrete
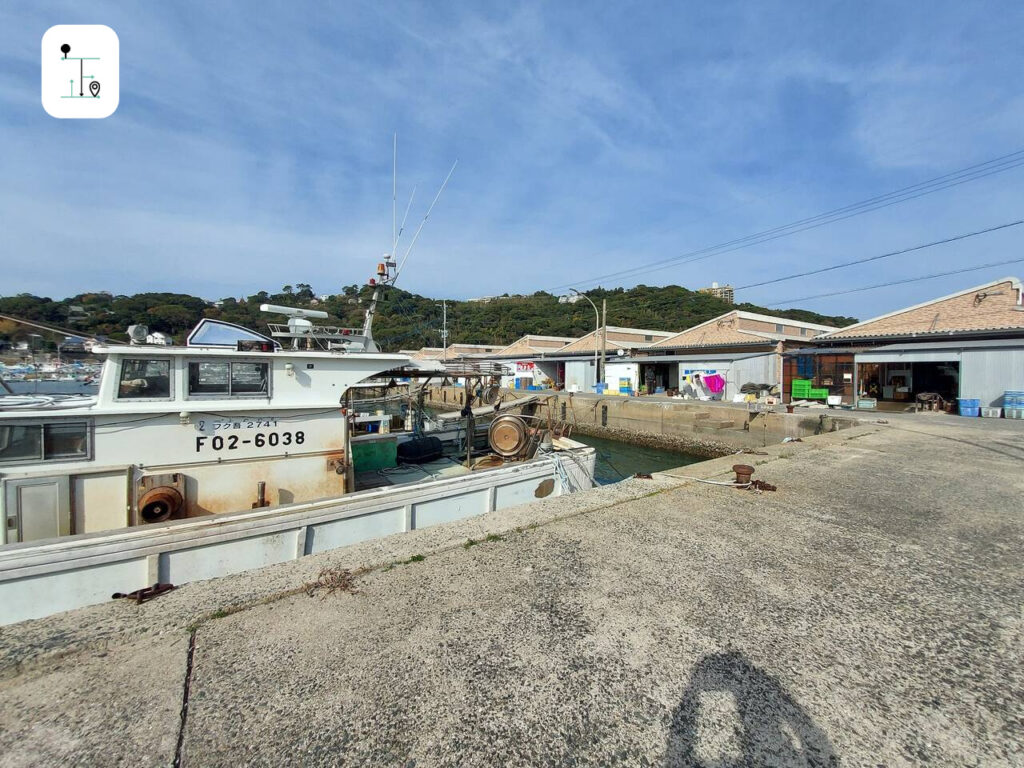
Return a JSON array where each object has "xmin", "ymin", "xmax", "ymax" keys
[{"xmin": 173, "ymin": 629, "xmax": 198, "ymax": 768}]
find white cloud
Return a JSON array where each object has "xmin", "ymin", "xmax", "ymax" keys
[{"xmin": 2, "ymin": 0, "xmax": 1023, "ymax": 321}]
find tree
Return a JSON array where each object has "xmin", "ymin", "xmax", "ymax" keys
[{"xmin": 146, "ymin": 304, "xmax": 196, "ymax": 334}]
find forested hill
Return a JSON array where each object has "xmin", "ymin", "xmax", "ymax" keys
[{"xmin": 0, "ymin": 283, "xmax": 858, "ymax": 352}]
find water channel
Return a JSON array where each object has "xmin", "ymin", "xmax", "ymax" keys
[{"xmin": 569, "ymin": 433, "xmax": 706, "ymax": 485}]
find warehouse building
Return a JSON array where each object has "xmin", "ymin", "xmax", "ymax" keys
[
  {"xmin": 784, "ymin": 277, "xmax": 1024, "ymax": 411},
  {"xmin": 476, "ymin": 335, "xmax": 579, "ymax": 389},
  {"xmin": 627, "ymin": 311, "xmax": 837, "ymax": 400}
]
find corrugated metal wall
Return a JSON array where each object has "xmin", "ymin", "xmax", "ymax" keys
[
  {"xmin": 603, "ymin": 361, "xmax": 638, "ymax": 390},
  {"xmin": 730, "ymin": 354, "xmax": 778, "ymax": 396},
  {"xmin": 960, "ymin": 348, "xmax": 1024, "ymax": 406},
  {"xmin": 676, "ymin": 353, "xmax": 776, "ymax": 399},
  {"xmin": 564, "ymin": 359, "xmax": 596, "ymax": 393}
]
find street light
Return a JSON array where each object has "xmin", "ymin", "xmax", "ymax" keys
[{"xmin": 558, "ymin": 288, "xmax": 601, "ymax": 387}]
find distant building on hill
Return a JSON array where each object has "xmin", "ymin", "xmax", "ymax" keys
[{"xmin": 698, "ymin": 282, "xmax": 734, "ymax": 304}]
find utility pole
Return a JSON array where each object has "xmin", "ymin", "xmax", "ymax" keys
[
  {"xmin": 440, "ymin": 300, "xmax": 449, "ymax": 361},
  {"xmin": 600, "ymin": 299, "xmax": 608, "ymax": 388}
]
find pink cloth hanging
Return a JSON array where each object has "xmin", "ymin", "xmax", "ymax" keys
[{"xmin": 704, "ymin": 374, "xmax": 726, "ymax": 394}]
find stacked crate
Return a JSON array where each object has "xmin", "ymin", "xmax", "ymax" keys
[{"xmin": 791, "ymin": 379, "xmax": 811, "ymax": 399}]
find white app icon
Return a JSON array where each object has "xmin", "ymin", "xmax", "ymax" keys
[{"xmin": 41, "ymin": 25, "xmax": 119, "ymax": 119}]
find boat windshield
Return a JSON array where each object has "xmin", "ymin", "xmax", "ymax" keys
[{"xmin": 186, "ymin": 319, "xmax": 278, "ymax": 349}]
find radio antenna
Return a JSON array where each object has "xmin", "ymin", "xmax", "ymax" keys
[
  {"xmin": 394, "ymin": 159, "xmax": 458, "ymax": 282},
  {"xmin": 393, "ymin": 186, "xmax": 417, "ymax": 257}
]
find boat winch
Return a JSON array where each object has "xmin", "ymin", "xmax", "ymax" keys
[
  {"xmin": 134, "ymin": 473, "xmax": 186, "ymax": 524},
  {"xmin": 487, "ymin": 415, "xmax": 529, "ymax": 458}
]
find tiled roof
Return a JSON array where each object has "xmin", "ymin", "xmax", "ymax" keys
[
  {"xmin": 820, "ymin": 277, "xmax": 1024, "ymax": 340},
  {"xmin": 491, "ymin": 335, "xmax": 578, "ymax": 357},
  {"xmin": 443, "ymin": 343, "xmax": 506, "ymax": 358},
  {"xmin": 556, "ymin": 326, "xmax": 674, "ymax": 354},
  {"xmin": 652, "ymin": 310, "xmax": 836, "ymax": 349},
  {"xmin": 404, "ymin": 347, "xmax": 446, "ymax": 360}
]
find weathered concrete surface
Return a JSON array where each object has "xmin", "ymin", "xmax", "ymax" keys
[
  {"xmin": 0, "ymin": 634, "xmax": 187, "ymax": 767},
  {"xmin": 2, "ymin": 419, "xmax": 1023, "ymax": 767}
]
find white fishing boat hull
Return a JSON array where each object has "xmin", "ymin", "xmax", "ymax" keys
[{"xmin": 0, "ymin": 445, "xmax": 595, "ymax": 626}]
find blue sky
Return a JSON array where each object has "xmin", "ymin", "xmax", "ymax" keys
[{"xmin": 1, "ymin": 1, "xmax": 1022, "ymax": 320}]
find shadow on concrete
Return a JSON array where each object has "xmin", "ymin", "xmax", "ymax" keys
[{"xmin": 664, "ymin": 651, "xmax": 839, "ymax": 767}]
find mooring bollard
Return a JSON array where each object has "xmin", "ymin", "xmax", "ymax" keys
[{"xmin": 732, "ymin": 464, "xmax": 755, "ymax": 485}]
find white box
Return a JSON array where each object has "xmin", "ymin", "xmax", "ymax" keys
[{"xmin": 42, "ymin": 25, "xmax": 119, "ymax": 119}]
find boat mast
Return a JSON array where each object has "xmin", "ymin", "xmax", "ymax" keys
[
  {"xmin": 360, "ymin": 264, "xmax": 388, "ymax": 353},
  {"xmin": 360, "ymin": 138, "xmax": 456, "ymax": 353}
]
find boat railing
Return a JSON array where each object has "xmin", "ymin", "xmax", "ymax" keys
[
  {"xmin": 265, "ymin": 323, "xmax": 366, "ymax": 340},
  {"xmin": 0, "ymin": 394, "xmax": 98, "ymax": 411},
  {"xmin": 439, "ymin": 361, "xmax": 507, "ymax": 377}
]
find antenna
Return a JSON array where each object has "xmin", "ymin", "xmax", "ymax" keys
[
  {"xmin": 393, "ymin": 186, "xmax": 417, "ymax": 259},
  {"xmin": 362, "ymin": 145, "xmax": 456, "ymax": 354},
  {"xmin": 393, "ymin": 159, "xmax": 458, "ymax": 282}
]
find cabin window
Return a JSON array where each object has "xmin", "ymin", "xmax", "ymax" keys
[
  {"xmin": 775, "ymin": 324, "xmax": 785, "ymax": 333},
  {"xmin": 800, "ymin": 328, "xmax": 808, "ymax": 337},
  {"xmin": 189, "ymin": 362, "xmax": 229, "ymax": 394},
  {"xmin": 231, "ymin": 362, "xmax": 269, "ymax": 394},
  {"xmin": 0, "ymin": 425, "xmax": 41, "ymax": 463},
  {"xmin": 118, "ymin": 359, "xmax": 172, "ymax": 400},
  {"xmin": 188, "ymin": 361, "xmax": 268, "ymax": 397},
  {"xmin": 43, "ymin": 423, "xmax": 89, "ymax": 459},
  {"xmin": 0, "ymin": 422, "xmax": 90, "ymax": 465}
]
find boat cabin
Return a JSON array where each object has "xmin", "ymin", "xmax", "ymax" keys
[{"xmin": 0, "ymin": 320, "xmax": 439, "ymax": 544}]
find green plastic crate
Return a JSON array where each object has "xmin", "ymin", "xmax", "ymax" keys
[
  {"xmin": 808, "ymin": 387, "xmax": 829, "ymax": 399},
  {"xmin": 352, "ymin": 437, "xmax": 397, "ymax": 471},
  {"xmin": 791, "ymin": 379, "xmax": 812, "ymax": 396}
]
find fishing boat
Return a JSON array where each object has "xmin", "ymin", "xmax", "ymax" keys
[{"xmin": 0, "ymin": 259, "xmax": 595, "ymax": 625}]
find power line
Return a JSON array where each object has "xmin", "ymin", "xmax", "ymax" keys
[
  {"xmin": 735, "ymin": 219, "xmax": 1024, "ymax": 291},
  {"xmin": 766, "ymin": 257, "xmax": 1024, "ymax": 307},
  {"xmin": 561, "ymin": 157, "xmax": 1024, "ymax": 290},
  {"xmin": 548, "ymin": 148, "xmax": 1024, "ymax": 292}
]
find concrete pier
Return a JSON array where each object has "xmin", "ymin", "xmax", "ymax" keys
[
  {"xmin": 1, "ymin": 417, "xmax": 1022, "ymax": 766},
  {"xmin": 426, "ymin": 386, "xmax": 861, "ymax": 455}
]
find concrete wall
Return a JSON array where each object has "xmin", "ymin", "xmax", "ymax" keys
[{"xmin": 425, "ymin": 387, "xmax": 859, "ymax": 455}]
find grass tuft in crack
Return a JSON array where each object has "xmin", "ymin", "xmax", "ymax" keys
[{"xmin": 304, "ymin": 567, "xmax": 362, "ymax": 598}]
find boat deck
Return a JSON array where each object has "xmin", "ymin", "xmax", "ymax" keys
[{"xmin": 353, "ymin": 457, "xmax": 472, "ymax": 490}]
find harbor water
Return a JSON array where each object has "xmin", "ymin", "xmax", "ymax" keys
[{"xmin": 569, "ymin": 433, "xmax": 705, "ymax": 485}]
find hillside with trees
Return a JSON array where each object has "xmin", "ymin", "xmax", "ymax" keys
[{"xmin": 0, "ymin": 283, "xmax": 857, "ymax": 352}]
